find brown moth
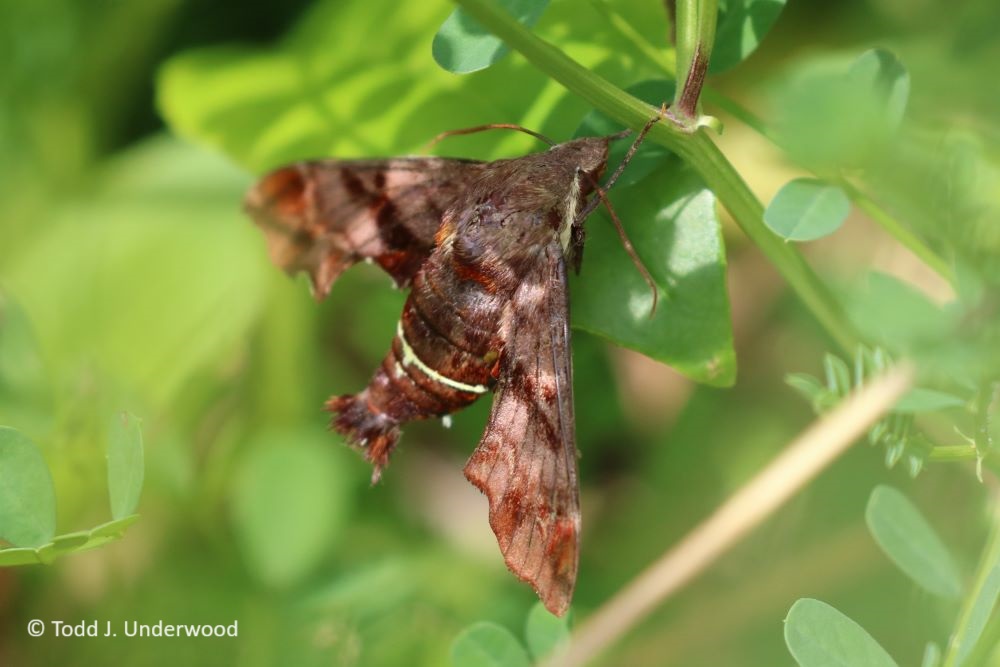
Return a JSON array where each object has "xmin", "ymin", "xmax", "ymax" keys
[{"xmin": 244, "ymin": 121, "xmax": 657, "ymax": 616}]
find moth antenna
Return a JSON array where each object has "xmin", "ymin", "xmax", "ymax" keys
[{"xmin": 425, "ymin": 124, "xmax": 557, "ymax": 151}]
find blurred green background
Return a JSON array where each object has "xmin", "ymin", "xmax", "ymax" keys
[{"xmin": 1, "ymin": 0, "xmax": 998, "ymax": 665}]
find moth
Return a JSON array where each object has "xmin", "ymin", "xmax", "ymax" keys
[{"xmin": 244, "ymin": 118, "xmax": 658, "ymax": 616}]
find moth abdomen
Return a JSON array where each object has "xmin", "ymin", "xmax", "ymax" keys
[
  {"xmin": 328, "ymin": 292, "xmax": 497, "ymax": 480},
  {"xmin": 326, "ymin": 392, "xmax": 401, "ymax": 483}
]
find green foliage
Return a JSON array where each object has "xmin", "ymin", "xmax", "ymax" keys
[
  {"xmin": 3, "ymin": 140, "xmax": 266, "ymax": 410},
  {"xmin": 0, "ymin": 426, "xmax": 56, "ymax": 547},
  {"xmin": 0, "ymin": 516, "xmax": 140, "ymax": 566},
  {"xmin": 784, "ymin": 598, "xmax": 898, "ymax": 667},
  {"xmin": 709, "ymin": 0, "xmax": 788, "ymax": 73},
  {"xmin": 451, "ymin": 622, "xmax": 532, "ymax": 667},
  {"xmin": 573, "ymin": 166, "xmax": 735, "ymax": 385},
  {"xmin": 944, "ymin": 522, "xmax": 1000, "ymax": 667},
  {"xmin": 3, "ymin": 0, "xmax": 1000, "ymax": 665},
  {"xmin": 433, "ymin": 0, "xmax": 550, "ymax": 73},
  {"xmin": 894, "ymin": 389, "xmax": 966, "ymax": 413},
  {"xmin": 0, "ymin": 295, "xmax": 51, "ymax": 430},
  {"xmin": 923, "ymin": 643, "xmax": 942, "ymax": 667},
  {"xmin": 771, "ymin": 48, "xmax": 910, "ymax": 169},
  {"xmin": 524, "ymin": 602, "xmax": 570, "ymax": 660},
  {"xmin": 0, "ymin": 422, "xmax": 142, "ymax": 564},
  {"xmin": 158, "ymin": 4, "xmax": 736, "ymax": 386},
  {"xmin": 450, "ymin": 603, "xmax": 569, "ymax": 667},
  {"xmin": 846, "ymin": 273, "xmax": 957, "ymax": 352},
  {"xmin": 785, "ymin": 346, "xmax": 955, "ymax": 476},
  {"xmin": 230, "ymin": 430, "xmax": 355, "ymax": 588},
  {"xmin": 107, "ymin": 411, "xmax": 144, "ymax": 520},
  {"xmin": 764, "ymin": 178, "xmax": 851, "ymax": 242},
  {"xmin": 865, "ymin": 486, "xmax": 962, "ymax": 598}
]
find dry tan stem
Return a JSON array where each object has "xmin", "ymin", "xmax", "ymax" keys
[{"xmin": 546, "ymin": 364, "xmax": 915, "ymax": 667}]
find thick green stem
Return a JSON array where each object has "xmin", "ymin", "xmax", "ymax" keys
[
  {"xmin": 453, "ymin": 0, "xmax": 860, "ymax": 351},
  {"xmin": 672, "ymin": 0, "xmax": 716, "ymax": 121}
]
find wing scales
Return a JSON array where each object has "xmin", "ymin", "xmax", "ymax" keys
[{"xmin": 464, "ymin": 242, "xmax": 580, "ymax": 616}]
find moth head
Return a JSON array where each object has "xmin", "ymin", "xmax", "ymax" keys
[{"xmin": 551, "ymin": 138, "xmax": 610, "ymax": 195}]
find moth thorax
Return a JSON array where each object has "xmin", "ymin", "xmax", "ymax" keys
[{"xmin": 559, "ymin": 172, "xmax": 584, "ymax": 252}]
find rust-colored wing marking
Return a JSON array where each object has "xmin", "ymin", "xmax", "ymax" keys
[
  {"xmin": 464, "ymin": 242, "xmax": 580, "ymax": 616},
  {"xmin": 244, "ymin": 158, "xmax": 479, "ymax": 298}
]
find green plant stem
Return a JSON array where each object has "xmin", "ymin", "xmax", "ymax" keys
[
  {"xmin": 453, "ymin": 0, "xmax": 860, "ymax": 352},
  {"xmin": 672, "ymin": 0, "xmax": 716, "ymax": 121},
  {"xmin": 674, "ymin": 0, "xmax": 696, "ymax": 82},
  {"xmin": 586, "ymin": 0, "xmax": 955, "ymax": 288},
  {"xmin": 927, "ymin": 445, "xmax": 978, "ymax": 461},
  {"xmin": 944, "ymin": 504, "xmax": 1000, "ymax": 666},
  {"xmin": 960, "ymin": 602, "xmax": 1000, "ymax": 666}
]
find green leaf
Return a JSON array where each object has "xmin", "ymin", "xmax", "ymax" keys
[
  {"xmin": 90, "ymin": 514, "xmax": 140, "ymax": 538},
  {"xmin": 0, "ymin": 547, "xmax": 41, "ymax": 566},
  {"xmin": 884, "ymin": 438, "xmax": 906, "ymax": 469},
  {"xmin": 772, "ymin": 48, "xmax": 910, "ymax": 169},
  {"xmin": 823, "ymin": 353, "xmax": 851, "ymax": 396},
  {"xmin": 433, "ymin": 0, "xmax": 550, "ymax": 73},
  {"xmin": 786, "ymin": 373, "xmax": 824, "ymax": 401},
  {"xmin": 846, "ymin": 272, "xmax": 957, "ymax": 350},
  {"xmin": 35, "ymin": 535, "xmax": 94, "ymax": 564},
  {"xmin": 575, "ymin": 79, "xmax": 677, "ymax": 188},
  {"xmin": 49, "ymin": 531, "xmax": 91, "ymax": 550},
  {"xmin": 764, "ymin": 178, "xmax": 851, "ymax": 241},
  {"xmin": 0, "ymin": 516, "xmax": 139, "ymax": 568},
  {"xmin": 107, "ymin": 412, "xmax": 144, "ymax": 520},
  {"xmin": 524, "ymin": 602, "xmax": 570, "ymax": 660},
  {"xmin": 848, "ymin": 49, "xmax": 910, "ymax": 135},
  {"xmin": 894, "ymin": 388, "xmax": 966, "ymax": 413},
  {"xmin": 573, "ymin": 165, "xmax": 735, "ymax": 387},
  {"xmin": 0, "ymin": 426, "xmax": 56, "ymax": 547},
  {"xmin": 33, "ymin": 541, "xmax": 58, "ymax": 564},
  {"xmin": 922, "ymin": 642, "xmax": 942, "ymax": 667},
  {"xmin": 302, "ymin": 558, "xmax": 420, "ymax": 619},
  {"xmin": 157, "ymin": 0, "xmax": 559, "ymax": 174},
  {"xmin": 786, "ymin": 372, "xmax": 837, "ymax": 412},
  {"xmin": 0, "ymin": 294, "xmax": 46, "ymax": 392},
  {"xmin": 0, "ymin": 293, "xmax": 50, "ymax": 427},
  {"xmin": 230, "ymin": 430, "xmax": 353, "ymax": 588},
  {"xmin": 451, "ymin": 622, "xmax": 532, "ymax": 667},
  {"xmin": 865, "ymin": 485, "xmax": 962, "ymax": 598},
  {"xmin": 710, "ymin": 0, "xmax": 788, "ymax": 73},
  {"xmin": 785, "ymin": 598, "xmax": 898, "ymax": 667},
  {"xmin": 3, "ymin": 140, "xmax": 268, "ymax": 410},
  {"xmin": 72, "ymin": 535, "xmax": 122, "ymax": 555}
]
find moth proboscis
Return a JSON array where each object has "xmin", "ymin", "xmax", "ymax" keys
[{"xmin": 244, "ymin": 114, "xmax": 661, "ymax": 616}]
